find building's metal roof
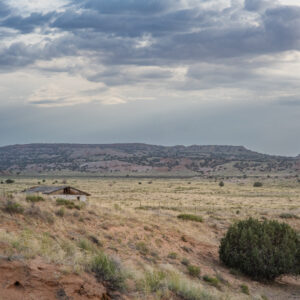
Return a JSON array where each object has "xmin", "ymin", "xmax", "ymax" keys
[{"xmin": 23, "ymin": 185, "xmax": 90, "ymax": 196}]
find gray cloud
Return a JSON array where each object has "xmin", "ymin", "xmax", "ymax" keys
[
  {"xmin": 0, "ymin": 3, "xmax": 10, "ymax": 18},
  {"xmin": 1, "ymin": 12, "xmax": 55, "ymax": 33}
]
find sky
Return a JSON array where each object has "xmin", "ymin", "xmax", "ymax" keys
[{"xmin": 0, "ymin": 0, "xmax": 300, "ymax": 156}]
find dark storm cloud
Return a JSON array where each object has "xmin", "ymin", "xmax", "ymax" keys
[
  {"xmin": 79, "ymin": 0, "xmax": 174, "ymax": 14},
  {"xmin": 48, "ymin": 1, "xmax": 300, "ymax": 66},
  {"xmin": 1, "ymin": 12, "xmax": 55, "ymax": 33},
  {"xmin": 51, "ymin": 8, "xmax": 198, "ymax": 38},
  {"xmin": 1, "ymin": 0, "xmax": 300, "ymax": 71},
  {"xmin": 0, "ymin": 42, "xmax": 40, "ymax": 71},
  {"xmin": 244, "ymin": 0, "xmax": 273, "ymax": 11},
  {"xmin": 0, "ymin": 2, "xmax": 11, "ymax": 18}
]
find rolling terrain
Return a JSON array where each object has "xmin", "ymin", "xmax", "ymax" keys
[
  {"xmin": 0, "ymin": 143, "xmax": 299, "ymax": 177},
  {"xmin": 0, "ymin": 177, "xmax": 299, "ymax": 299}
]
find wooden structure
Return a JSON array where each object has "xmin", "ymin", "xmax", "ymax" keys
[{"xmin": 23, "ymin": 185, "xmax": 90, "ymax": 202}]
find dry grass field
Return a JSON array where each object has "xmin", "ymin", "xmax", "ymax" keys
[{"xmin": 0, "ymin": 177, "xmax": 299, "ymax": 299}]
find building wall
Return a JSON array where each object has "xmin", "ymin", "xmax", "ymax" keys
[{"xmin": 50, "ymin": 194, "xmax": 87, "ymax": 202}]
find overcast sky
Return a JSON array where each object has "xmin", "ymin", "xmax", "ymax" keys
[{"xmin": 0, "ymin": 0, "xmax": 300, "ymax": 156}]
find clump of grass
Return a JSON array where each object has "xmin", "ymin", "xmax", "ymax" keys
[
  {"xmin": 181, "ymin": 235, "xmax": 188, "ymax": 242},
  {"xmin": 187, "ymin": 265, "xmax": 201, "ymax": 277},
  {"xmin": 114, "ymin": 203, "xmax": 121, "ymax": 210},
  {"xmin": 25, "ymin": 205, "xmax": 54, "ymax": 224},
  {"xmin": 136, "ymin": 241, "xmax": 149, "ymax": 255},
  {"xmin": 89, "ymin": 235, "xmax": 102, "ymax": 247},
  {"xmin": 279, "ymin": 213, "xmax": 299, "ymax": 219},
  {"xmin": 138, "ymin": 270, "xmax": 166, "ymax": 293},
  {"xmin": 168, "ymin": 252, "xmax": 177, "ymax": 259},
  {"xmin": 144, "ymin": 225, "xmax": 152, "ymax": 232},
  {"xmin": 177, "ymin": 214, "xmax": 203, "ymax": 223},
  {"xmin": 203, "ymin": 275, "xmax": 220, "ymax": 288},
  {"xmin": 253, "ymin": 182, "xmax": 263, "ymax": 187},
  {"xmin": 181, "ymin": 258, "xmax": 190, "ymax": 266},
  {"xmin": 78, "ymin": 239, "xmax": 95, "ymax": 252},
  {"xmin": 240, "ymin": 284, "xmax": 250, "ymax": 295},
  {"xmin": 56, "ymin": 198, "xmax": 81, "ymax": 210},
  {"xmin": 167, "ymin": 272, "xmax": 214, "ymax": 300},
  {"xmin": 26, "ymin": 195, "xmax": 44, "ymax": 203},
  {"xmin": 90, "ymin": 252, "xmax": 125, "ymax": 290},
  {"xmin": 55, "ymin": 207, "xmax": 65, "ymax": 217},
  {"xmin": 3, "ymin": 200, "xmax": 24, "ymax": 214}
]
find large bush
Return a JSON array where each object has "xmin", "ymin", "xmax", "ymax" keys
[{"xmin": 219, "ymin": 218, "xmax": 300, "ymax": 280}]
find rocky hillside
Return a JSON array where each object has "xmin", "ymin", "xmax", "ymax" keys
[{"xmin": 0, "ymin": 143, "xmax": 298, "ymax": 177}]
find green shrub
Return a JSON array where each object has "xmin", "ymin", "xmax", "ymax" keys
[
  {"xmin": 3, "ymin": 200, "xmax": 24, "ymax": 214},
  {"xmin": 219, "ymin": 181, "xmax": 224, "ymax": 187},
  {"xmin": 90, "ymin": 252, "xmax": 125, "ymax": 290},
  {"xmin": 56, "ymin": 198, "xmax": 81, "ymax": 210},
  {"xmin": 219, "ymin": 218, "xmax": 300, "ymax": 280},
  {"xmin": 177, "ymin": 214, "xmax": 203, "ymax": 223},
  {"xmin": 136, "ymin": 242, "xmax": 149, "ymax": 255},
  {"xmin": 55, "ymin": 207, "xmax": 65, "ymax": 217},
  {"xmin": 167, "ymin": 272, "xmax": 214, "ymax": 300},
  {"xmin": 26, "ymin": 195, "xmax": 45, "ymax": 203},
  {"xmin": 5, "ymin": 179, "xmax": 14, "ymax": 184},
  {"xmin": 168, "ymin": 252, "xmax": 177, "ymax": 259},
  {"xmin": 187, "ymin": 265, "xmax": 200, "ymax": 277},
  {"xmin": 253, "ymin": 182, "xmax": 263, "ymax": 187},
  {"xmin": 181, "ymin": 258, "xmax": 190, "ymax": 266},
  {"xmin": 279, "ymin": 213, "xmax": 299, "ymax": 219},
  {"xmin": 78, "ymin": 239, "xmax": 95, "ymax": 252},
  {"xmin": 240, "ymin": 284, "xmax": 249, "ymax": 295},
  {"xmin": 203, "ymin": 275, "xmax": 219, "ymax": 288},
  {"xmin": 140, "ymin": 270, "xmax": 166, "ymax": 293}
]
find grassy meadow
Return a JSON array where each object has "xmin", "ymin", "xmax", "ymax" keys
[{"xmin": 0, "ymin": 176, "xmax": 299, "ymax": 299}]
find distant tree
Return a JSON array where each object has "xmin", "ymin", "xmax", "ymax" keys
[{"xmin": 253, "ymin": 182, "xmax": 263, "ymax": 187}]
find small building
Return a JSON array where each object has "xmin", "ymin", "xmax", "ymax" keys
[{"xmin": 23, "ymin": 185, "xmax": 90, "ymax": 202}]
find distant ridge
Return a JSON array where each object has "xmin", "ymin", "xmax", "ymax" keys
[{"xmin": 0, "ymin": 143, "xmax": 298, "ymax": 177}]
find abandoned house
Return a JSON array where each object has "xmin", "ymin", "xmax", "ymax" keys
[{"xmin": 23, "ymin": 186, "xmax": 90, "ymax": 202}]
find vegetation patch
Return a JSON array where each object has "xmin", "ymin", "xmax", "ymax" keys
[
  {"xmin": 167, "ymin": 272, "xmax": 215, "ymax": 300},
  {"xmin": 219, "ymin": 218, "xmax": 300, "ymax": 280},
  {"xmin": 203, "ymin": 275, "xmax": 220, "ymax": 288},
  {"xmin": 90, "ymin": 252, "xmax": 125, "ymax": 290},
  {"xmin": 253, "ymin": 182, "xmax": 263, "ymax": 187},
  {"xmin": 177, "ymin": 214, "xmax": 203, "ymax": 223},
  {"xmin": 26, "ymin": 195, "xmax": 45, "ymax": 203},
  {"xmin": 138, "ymin": 270, "xmax": 166, "ymax": 293},
  {"xmin": 56, "ymin": 198, "xmax": 82, "ymax": 210},
  {"xmin": 279, "ymin": 213, "xmax": 299, "ymax": 219},
  {"xmin": 167, "ymin": 252, "xmax": 177, "ymax": 259},
  {"xmin": 2, "ymin": 200, "xmax": 24, "ymax": 214},
  {"xmin": 181, "ymin": 258, "xmax": 190, "ymax": 266},
  {"xmin": 240, "ymin": 284, "xmax": 250, "ymax": 295},
  {"xmin": 55, "ymin": 207, "xmax": 65, "ymax": 217},
  {"xmin": 187, "ymin": 265, "xmax": 201, "ymax": 277},
  {"xmin": 136, "ymin": 205, "xmax": 181, "ymax": 211},
  {"xmin": 136, "ymin": 241, "xmax": 149, "ymax": 255},
  {"xmin": 5, "ymin": 179, "xmax": 14, "ymax": 184}
]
